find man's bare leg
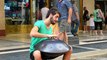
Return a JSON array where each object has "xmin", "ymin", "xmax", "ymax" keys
[
  {"xmin": 58, "ymin": 32, "xmax": 64, "ymax": 40},
  {"xmin": 33, "ymin": 50, "xmax": 42, "ymax": 60},
  {"xmin": 63, "ymin": 49, "xmax": 72, "ymax": 60},
  {"xmin": 64, "ymin": 32, "xmax": 68, "ymax": 44},
  {"xmin": 58, "ymin": 32, "xmax": 68, "ymax": 44}
]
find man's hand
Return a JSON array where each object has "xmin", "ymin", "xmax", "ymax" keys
[
  {"xmin": 67, "ymin": 18, "xmax": 71, "ymax": 24},
  {"xmin": 47, "ymin": 35, "xmax": 58, "ymax": 38}
]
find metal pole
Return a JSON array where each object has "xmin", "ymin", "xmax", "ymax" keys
[
  {"xmin": 79, "ymin": 0, "xmax": 83, "ymax": 30},
  {"xmin": 30, "ymin": 0, "xmax": 33, "ymax": 24}
]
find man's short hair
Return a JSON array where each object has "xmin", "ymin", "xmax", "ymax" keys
[{"xmin": 46, "ymin": 7, "xmax": 61, "ymax": 18}]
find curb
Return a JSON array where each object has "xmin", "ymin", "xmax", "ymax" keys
[{"xmin": 0, "ymin": 45, "xmax": 29, "ymax": 52}]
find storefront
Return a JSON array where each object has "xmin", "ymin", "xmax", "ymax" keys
[
  {"xmin": 5, "ymin": 0, "xmax": 106, "ymax": 34},
  {"xmin": 4, "ymin": 0, "xmax": 83, "ymax": 34},
  {"xmin": 5, "ymin": 0, "xmax": 32, "ymax": 34}
]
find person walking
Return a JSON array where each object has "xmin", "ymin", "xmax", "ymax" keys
[
  {"xmin": 83, "ymin": 7, "xmax": 89, "ymax": 33},
  {"xmin": 71, "ymin": 0, "xmax": 80, "ymax": 36},
  {"xmin": 105, "ymin": 10, "xmax": 107, "ymax": 29},
  {"xmin": 36, "ymin": 10, "xmax": 42, "ymax": 20},
  {"xmin": 56, "ymin": 0, "xmax": 72, "ymax": 44},
  {"xmin": 41, "ymin": 2, "xmax": 49, "ymax": 20},
  {"xmin": 93, "ymin": 4, "xmax": 105, "ymax": 36},
  {"xmin": 30, "ymin": 8, "xmax": 72, "ymax": 60}
]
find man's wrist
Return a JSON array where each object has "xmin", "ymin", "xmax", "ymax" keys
[{"xmin": 45, "ymin": 34, "xmax": 49, "ymax": 38}]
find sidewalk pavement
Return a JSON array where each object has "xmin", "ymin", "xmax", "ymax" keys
[
  {"xmin": 0, "ymin": 31, "xmax": 107, "ymax": 51},
  {"xmin": 0, "ymin": 33, "xmax": 30, "ymax": 52},
  {"xmin": 0, "ymin": 31, "xmax": 107, "ymax": 60}
]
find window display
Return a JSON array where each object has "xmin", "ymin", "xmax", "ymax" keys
[{"xmin": 5, "ymin": 0, "xmax": 30, "ymax": 25}]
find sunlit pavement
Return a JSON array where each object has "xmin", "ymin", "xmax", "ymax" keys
[{"xmin": 0, "ymin": 31, "xmax": 107, "ymax": 60}]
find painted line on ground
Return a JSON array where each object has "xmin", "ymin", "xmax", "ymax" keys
[
  {"xmin": 80, "ymin": 40, "xmax": 107, "ymax": 45},
  {"xmin": 0, "ymin": 49, "xmax": 29, "ymax": 54},
  {"xmin": 73, "ymin": 45, "xmax": 100, "ymax": 50}
]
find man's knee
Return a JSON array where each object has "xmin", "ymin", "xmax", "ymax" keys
[
  {"xmin": 33, "ymin": 50, "xmax": 42, "ymax": 60},
  {"xmin": 68, "ymin": 48, "xmax": 72, "ymax": 53},
  {"xmin": 66, "ymin": 46, "xmax": 72, "ymax": 54}
]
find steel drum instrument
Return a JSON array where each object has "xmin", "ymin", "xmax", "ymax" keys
[{"xmin": 34, "ymin": 39, "xmax": 71, "ymax": 59}]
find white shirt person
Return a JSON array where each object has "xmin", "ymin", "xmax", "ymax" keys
[{"xmin": 41, "ymin": 3, "xmax": 49, "ymax": 20}]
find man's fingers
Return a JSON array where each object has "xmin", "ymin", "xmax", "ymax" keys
[{"xmin": 47, "ymin": 35, "xmax": 57, "ymax": 38}]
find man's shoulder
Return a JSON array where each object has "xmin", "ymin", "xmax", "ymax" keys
[
  {"xmin": 41, "ymin": 7, "xmax": 49, "ymax": 11},
  {"xmin": 42, "ymin": 7, "xmax": 49, "ymax": 9},
  {"xmin": 37, "ymin": 20, "xmax": 43, "ymax": 22},
  {"xmin": 35, "ymin": 20, "xmax": 43, "ymax": 23},
  {"xmin": 34, "ymin": 20, "xmax": 44, "ymax": 27}
]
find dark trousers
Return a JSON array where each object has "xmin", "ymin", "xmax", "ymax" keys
[
  {"xmin": 94, "ymin": 22, "xmax": 103, "ymax": 30},
  {"xmin": 71, "ymin": 20, "xmax": 80, "ymax": 35}
]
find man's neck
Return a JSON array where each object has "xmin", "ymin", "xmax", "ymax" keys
[{"xmin": 44, "ymin": 18, "xmax": 51, "ymax": 27}]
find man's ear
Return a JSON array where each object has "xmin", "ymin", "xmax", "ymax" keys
[{"xmin": 49, "ymin": 14, "xmax": 53, "ymax": 18}]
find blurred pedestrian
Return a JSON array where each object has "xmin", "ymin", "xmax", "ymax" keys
[
  {"xmin": 71, "ymin": 0, "xmax": 80, "ymax": 36},
  {"xmin": 105, "ymin": 10, "xmax": 107, "ymax": 29},
  {"xmin": 89, "ymin": 14, "xmax": 95, "ymax": 35},
  {"xmin": 41, "ymin": 2, "xmax": 49, "ymax": 20},
  {"xmin": 83, "ymin": 7, "xmax": 89, "ymax": 33},
  {"xmin": 93, "ymin": 4, "xmax": 105, "ymax": 36},
  {"xmin": 56, "ymin": 0, "xmax": 72, "ymax": 44},
  {"xmin": 36, "ymin": 10, "xmax": 42, "ymax": 20}
]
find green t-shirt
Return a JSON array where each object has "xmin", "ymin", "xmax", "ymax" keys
[
  {"xmin": 30, "ymin": 20, "xmax": 52, "ymax": 53},
  {"xmin": 93, "ymin": 9, "xmax": 102, "ymax": 22}
]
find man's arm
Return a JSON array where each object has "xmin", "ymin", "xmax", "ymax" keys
[
  {"xmin": 99, "ymin": 9, "xmax": 105, "ymax": 20},
  {"xmin": 30, "ymin": 26, "xmax": 57, "ymax": 38},
  {"xmin": 74, "ymin": 5, "xmax": 80, "ymax": 20},
  {"xmin": 75, "ymin": 12, "xmax": 80, "ymax": 20},
  {"xmin": 65, "ymin": 0, "xmax": 72, "ymax": 24},
  {"xmin": 68, "ymin": 8, "xmax": 72, "ymax": 24},
  {"xmin": 30, "ymin": 26, "xmax": 48, "ymax": 38}
]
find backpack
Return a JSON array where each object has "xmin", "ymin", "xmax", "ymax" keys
[
  {"xmin": 83, "ymin": 10, "xmax": 90, "ymax": 21},
  {"xmin": 86, "ymin": 15, "xmax": 90, "ymax": 21},
  {"xmin": 96, "ymin": 9, "xmax": 103, "ymax": 19}
]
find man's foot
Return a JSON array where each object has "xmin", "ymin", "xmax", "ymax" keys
[{"xmin": 73, "ymin": 33, "xmax": 78, "ymax": 37}]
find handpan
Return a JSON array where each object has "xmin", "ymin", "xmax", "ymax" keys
[{"xmin": 34, "ymin": 39, "xmax": 71, "ymax": 59}]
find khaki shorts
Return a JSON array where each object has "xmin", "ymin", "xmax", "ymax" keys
[{"xmin": 59, "ymin": 20, "xmax": 70, "ymax": 32}]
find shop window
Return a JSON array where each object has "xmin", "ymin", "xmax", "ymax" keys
[{"xmin": 5, "ymin": 0, "xmax": 31, "ymax": 25}]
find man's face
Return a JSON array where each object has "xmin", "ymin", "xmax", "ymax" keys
[{"xmin": 50, "ymin": 13, "xmax": 60, "ymax": 25}]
